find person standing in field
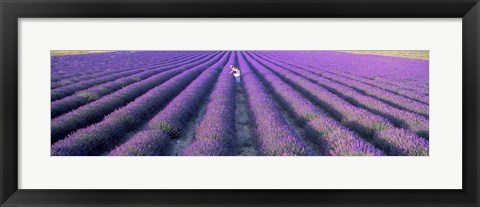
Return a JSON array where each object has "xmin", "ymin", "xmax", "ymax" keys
[{"xmin": 230, "ymin": 65, "xmax": 241, "ymax": 83}]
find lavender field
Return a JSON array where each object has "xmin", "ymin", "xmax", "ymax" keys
[{"xmin": 51, "ymin": 51, "xmax": 429, "ymax": 156}]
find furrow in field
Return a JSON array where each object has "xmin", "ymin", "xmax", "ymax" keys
[
  {"xmin": 50, "ymin": 52, "xmax": 215, "ymax": 118},
  {"xmin": 51, "ymin": 52, "xmax": 228, "ymax": 156},
  {"xmin": 234, "ymin": 84, "xmax": 259, "ymax": 156},
  {"xmin": 50, "ymin": 52, "xmax": 222, "ymax": 144},
  {"xmin": 237, "ymin": 52, "xmax": 315, "ymax": 156},
  {"xmin": 109, "ymin": 52, "xmax": 233, "ymax": 156}
]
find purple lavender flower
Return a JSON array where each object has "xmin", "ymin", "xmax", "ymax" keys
[
  {"xmin": 181, "ymin": 53, "xmax": 238, "ymax": 156},
  {"xmin": 51, "ymin": 52, "xmax": 228, "ymax": 155},
  {"xmin": 373, "ymin": 128, "xmax": 429, "ymax": 156}
]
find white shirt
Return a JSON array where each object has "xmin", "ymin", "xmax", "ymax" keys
[{"xmin": 233, "ymin": 69, "xmax": 240, "ymax": 77}]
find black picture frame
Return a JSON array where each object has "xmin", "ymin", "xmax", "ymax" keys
[{"xmin": 1, "ymin": 0, "xmax": 479, "ymax": 206}]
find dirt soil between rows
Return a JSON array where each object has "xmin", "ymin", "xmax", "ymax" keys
[{"xmin": 235, "ymin": 84, "xmax": 258, "ymax": 156}]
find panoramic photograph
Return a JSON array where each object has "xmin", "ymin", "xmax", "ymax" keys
[{"xmin": 50, "ymin": 50, "xmax": 429, "ymax": 156}]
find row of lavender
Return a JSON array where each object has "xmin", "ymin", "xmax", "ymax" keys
[
  {"xmin": 51, "ymin": 51, "xmax": 428, "ymax": 156},
  {"xmin": 243, "ymin": 52, "xmax": 428, "ymax": 155},
  {"xmin": 51, "ymin": 51, "xmax": 195, "ymax": 85}
]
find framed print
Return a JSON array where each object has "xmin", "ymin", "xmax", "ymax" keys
[
  {"xmin": 47, "ymin": 50, "xmax": 430, "ymax": 157},
  {"xmin": 1, "ymin": 0, "xmax": 479, "ymax": 206}
]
